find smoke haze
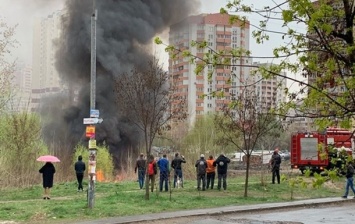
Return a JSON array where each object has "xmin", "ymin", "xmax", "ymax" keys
[{"xmin": 44, "ymin": 0, "xmax": 200, "ymax": 167}]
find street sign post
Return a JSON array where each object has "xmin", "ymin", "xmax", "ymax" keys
[
  {"xmin": 88, "ymin": 0, "xmax": 97, "ymax": 209},
  {"xmin": 85, "ymin": 126, "xmax": 96, "ymax": 138},
  {"xmin": 89, "ymin": 139, "xmax": 97, "ymax": 149},
  {"xmin": 83, "ymin": 118, "xmax": 103, "ymax": 125},
  {"xmin": 90, "ymin": 109, "xmax": 100, "ymax": 118}
]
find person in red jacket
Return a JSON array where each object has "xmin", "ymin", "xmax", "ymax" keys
[
  {"xmin": 206, "ymin": 155, "xmax": 216, "ymax": 189},
  {"xmin": 147, "ymin": 155, "xmax": 157, "ymax": 192}
]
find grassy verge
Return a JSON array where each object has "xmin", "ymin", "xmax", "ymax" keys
[{"xmin": 0, "ymin": 173, "xmax": 345, "ymax": 224}]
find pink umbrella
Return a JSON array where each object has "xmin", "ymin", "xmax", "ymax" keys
[{"xmin": 37, "ymin": 155, "xmax": 60, "ymax": 163}]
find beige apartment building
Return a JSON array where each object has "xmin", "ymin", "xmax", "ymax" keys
[
  {"xmin": 31, "ymin": 10, "xmax": 64, "ymax": 112},
  {"xmin": 169, "ymin": 13, "xmax": 253, "ymax": 125},
  {"xmin": 252, "ymin": 62, "xmax": 287, "ymax": 111},
  {"xmin": 9, "ymin": 64, "xmax": 32, "ymax": 112}
]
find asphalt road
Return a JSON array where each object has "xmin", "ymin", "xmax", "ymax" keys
[
  {"xmin": 136, "ymin": 201, "xmax": 355, "ymax": 224},
  {"xmin": 226, "ymin": 202, "xmax": 355, "ymax": 224}
]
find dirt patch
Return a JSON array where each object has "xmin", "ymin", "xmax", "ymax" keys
[{"xmin": 323, "ymin": 180, "xmax": 342, "ymax": 190}]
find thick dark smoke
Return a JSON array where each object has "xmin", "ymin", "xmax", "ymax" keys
[{"xmin": 43, "ymin": 0, "xmax": 199, "ymax": 168}]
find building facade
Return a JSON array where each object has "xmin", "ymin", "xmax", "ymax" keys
[
  {"xmin": 8, "ymin": 64, "xmax": 32, "ymax": 112},
  {"xmin": 31, "ymin": 10, "xmax": 64, "ymax": 112},
  {"xmin": 252, "ymin": 62, "xmax": 288, "ymax": 111},
  {"xmin": 169, "ymin": 13, "xmax": 252, "ymax": 125}
]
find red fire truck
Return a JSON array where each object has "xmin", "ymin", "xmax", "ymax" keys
[{"xmin": 291, "ymin": 128, "xmax": 354, "ymax": 174}]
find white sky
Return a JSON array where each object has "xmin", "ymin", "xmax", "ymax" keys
[{"xmin": 0, "ymin": 0, "xmax": 305, "ymax": 90}]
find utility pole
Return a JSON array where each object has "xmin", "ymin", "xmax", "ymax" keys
[{"xmin": 87, "ymin": 0, "xmax": 97, "ymax": 209}]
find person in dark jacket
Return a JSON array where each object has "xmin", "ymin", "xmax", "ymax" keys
[
  {"xmin": 135, "ymin": 153, "xmax": 146, "ymax": 190},
  {"xmin": 269, "ymin": 148, "xmax": 282, "ymax": 184},
  {"xmin": 342, "ymin": 160, "xmax": 355, "ymax": 198},
  {"xmin": 157, "ymin": 154, "xmax": 169, "ymax": 192},
  {"xmin": 39, "ymin": 162, "xmax": 56, "ymax": 199},
  {"xmin": 74, "ymin": 155, "xmax": 86, "ymax": 192},
  {"xmin": 213, "ymin": 154, "xmax": 231, "ymax": 190},
  {"xmin": 171, "ymin": 152, "xmax": 186, "ymax": 188},
  {"xmin": 195, "ymin": 154, "xmax": 208, "ymax": 191}
]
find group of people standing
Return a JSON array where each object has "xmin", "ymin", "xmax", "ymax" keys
[
  {"xmin": 195, "ymin": 154, "xmax": 231, "ymax": 191},
  {"xmin": 135, "ymin": 153, "xmax": 183, "ymax": 192},
  {"xmin": 135, "ymin": 152, "xmax": 232, "ymax": 192},
  {"xmin": 39, "ymin": 149, "xmax": 283, "ymax": 199}
]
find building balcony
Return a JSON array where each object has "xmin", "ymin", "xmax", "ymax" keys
[
  {"xmin": 196, "ymin": 75, "xmax": 204, "ymax": 80},
  {"xmin": 216, "ymin": 38, "xmax": 225, "ymax": 42},
  {"xmin": 196, "ymin": 98, "xmax": 204, "ymax": 103},
  {"xmin": 215, "ymin": 84, "xmax": 226, "ymax": 89},
  {"xmin": 215, "ymin": 99, "xmax": 226, "ymax": 104},
  {"xmin": 216, "ymin": 45, "xmax": 226, "ymax": 51},
  {"xmin": 196, "ymin": 53, "xmax": 204, "ymax": 58},
  {"xmin": 196, "ymin": 38, "xmax": 205, "ymax": 42},
  {"xmin": 216, "ymin": 68, "xmax": 224, "ymax": 73},
  {"xmin": 215, "ymin": 76, "xmax": 225, "ymax": 81}
]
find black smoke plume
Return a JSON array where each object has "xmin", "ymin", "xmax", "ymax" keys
[{"xmin": 42, "ymin": 0, "xmax": 199, "ymax": 168}]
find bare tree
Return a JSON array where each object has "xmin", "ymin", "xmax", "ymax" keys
[
  {"xmin": 214, "ymin": 88, "xmax": 282, "ymax": 197},
  {"xmin": 115, "ymin": 58, "xmax": 186, "ymax": 200},
  {"xmin": 0, "ymin": 20, "xmax": 17, "ymax": 112}
]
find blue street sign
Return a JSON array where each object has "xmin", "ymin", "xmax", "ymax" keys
[{"xmin": 90, "ymin": 109, "xmax": 100, "ymax": 118}]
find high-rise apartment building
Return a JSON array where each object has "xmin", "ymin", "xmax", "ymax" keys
[
  {"xmin": 31, "ymin": 10, "xmax": 64, "ymax": 112},
  {"xmin": 253, "ymin": 62, "xmax": 287, "ymax": 110},
  {"xmin": 169, "ymin": 13, "xmax": 252, "ymax": 125},
  {"xmin": 9, "ymin": 64, "xmax": 32, "ymax": 112}
]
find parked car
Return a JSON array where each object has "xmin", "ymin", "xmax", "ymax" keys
[{"xmin": 279, "ymin": 151, "xmax": 290, "ymax": 161}]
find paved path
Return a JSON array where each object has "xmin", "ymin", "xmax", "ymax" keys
[{"xmin": 75, "ymin": 197, "xmax": 352, "ymax": 224}]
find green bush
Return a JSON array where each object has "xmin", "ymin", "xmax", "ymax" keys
[
  {"xmin": 0, "ymin": 112, "xmax": 49, "ymax": 188},
  {"xmin": 73, "ymin": 144, "xmax": 114, "ymax": 181}
]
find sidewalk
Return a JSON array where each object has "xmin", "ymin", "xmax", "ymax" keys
[{"xmin": 75, "ymin": 197, "xmax": 351, "ymax": 224}]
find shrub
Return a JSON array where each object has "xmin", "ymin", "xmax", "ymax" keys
[
  {"xmin": 73, "ymin": 144, "xmax": 114, "ymax": 181},
  {"xmin": 0, "ymin": 112, "xmax": 48, "ymax": 188}
]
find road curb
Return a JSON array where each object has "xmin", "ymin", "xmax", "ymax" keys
[{"xmin": 75, "ymin": 197, "xmax": 352, "ymax": 224}]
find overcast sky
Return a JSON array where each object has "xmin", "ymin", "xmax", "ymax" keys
[
  {"xmin": 0, "ymin": 0, "xmax": 305, "ymax": 89},
  {"xmin": 1, "ymin": 0, "xmax": 230, "ymax": 65}
]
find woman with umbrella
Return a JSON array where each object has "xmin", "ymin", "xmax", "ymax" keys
[{"xmin": 38, "ymin": 155, "xmax": 58, "ymax": 199}]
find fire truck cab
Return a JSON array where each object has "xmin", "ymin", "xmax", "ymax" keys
[{"xmin": 291, "ymin": 128, "xmax": 354, "ymax": 174}]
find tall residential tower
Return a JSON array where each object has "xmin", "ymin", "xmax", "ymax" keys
[
  {"xmin": 31, "ymin": 10, "xmax": 64, "ymax": 111},
  {"xmin": 169, "ymin": 13, "xmax": 252, "ymax": 125}
]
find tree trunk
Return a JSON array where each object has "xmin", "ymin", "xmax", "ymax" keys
[
  {"xmin": 144, "ymin": 133, "xmax": 150, "ymax": 200},
  {"xmin": 145, "ymin": 171, "xmax": 149, "ymax": 200},
  {"xmin": 244, "ymin": 154, "xmax": 250, "ymax": 197}
]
